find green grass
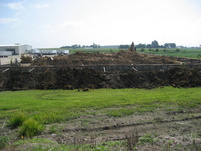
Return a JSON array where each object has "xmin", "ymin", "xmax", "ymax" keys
[
  {"xmin": 137, "ymin": 48, "xmax": 201, "ymax": 59},
  {"xmin": 11, "ymin": 138, "xmax": 125, "ymax": 151},
  {"xmin": 0, "ymin": 87, "xmax": 201, "ymax": 124}
]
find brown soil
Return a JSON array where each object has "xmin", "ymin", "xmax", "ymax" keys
[
  {"xmin": 31, "ymin": 51, "xmax": 181, "ymax": 66},
  {"xmin": 0, "ymin": 66, "xmax": 201, "ymax": 91}
]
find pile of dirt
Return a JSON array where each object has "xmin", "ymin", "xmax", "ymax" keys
[
  {"xmin": 0, "ymin": 66, "xmax": 200, "ymax": 91},
  {"xmin": 31, "ymin": 51, "xmax": 181, "ymax": 66}
]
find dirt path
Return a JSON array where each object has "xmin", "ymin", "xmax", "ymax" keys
[
  {"xmin": 1, "ymin": 107, "xmax": 201, "ymax": 150},
  {"xmin": 32, "ymin": 107, "xmax": 201, "ymax": 150}
]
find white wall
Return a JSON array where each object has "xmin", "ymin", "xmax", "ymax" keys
[
  {"xmin": 0, "ymin": 51, "xmax": 12, "ymax": 56},
  {"xmin": 19, "ymin": 45, "xmax": 32, "ymax": 54},
  {"xmin": 0, "ymin": 44, "xmax": 32, "ymax": 55}
]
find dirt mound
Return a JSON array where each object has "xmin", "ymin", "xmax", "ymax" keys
[
  {"xmin": 0, "ymin": 66, "xmax": 200, "ymax": 91},
  {"xmin": 32, "ymin": 51, "xmax": 180, "ymax": 66}
]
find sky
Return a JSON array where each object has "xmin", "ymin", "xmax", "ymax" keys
[{"xmin": 0, "ymin": 0, "xmax": 201, "ymax": 48}]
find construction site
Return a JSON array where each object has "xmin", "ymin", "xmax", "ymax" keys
[
  {"xmin": 0, "ymin": 44, "xmax": 201, "ymax": 91},
  {"xmin": 0, "ymin": 45, "xmax": 201, "ymax": 151}
]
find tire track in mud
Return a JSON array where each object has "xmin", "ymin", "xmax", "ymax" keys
[
  {"xmin": 47, "ymin": 112, "xmax": 201, "ymax": 145},
  {"xmin": 62, "ymin": 114, "xmax": 201, "ymax": 133}
]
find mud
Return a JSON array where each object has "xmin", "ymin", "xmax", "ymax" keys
[{"xmin": 0, "ymin": 66, "xmax": 201, "ymax": 91}]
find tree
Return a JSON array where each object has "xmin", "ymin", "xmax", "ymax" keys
[
  {"xmin": 119, "ymin": 45, "xmax": 129, "ymax": 50},
  {"xmin": 151, "ymin": 40, "xmax": 159, "ymax": 48},
  {"xmin": 136, "ymin": 43, "xmax": 146, "ymax": 48},
  {"xmin": 71, "ymin": 44, "xmax": 79, "ymax": 49},
  {"xmin": 146, "ymin": 44, "xmax": 152, "ymax": 48},
  {"xmin": 90, "ymin": 43, "xmax": 99, "ymax": 49},
  {"xmin": 164, "ymin": 43, "xmax": 176, "ymax": 48}
]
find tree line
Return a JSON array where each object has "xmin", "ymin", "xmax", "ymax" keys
[
  {"xmin": 60, "ymin": 40, "xmax": 177, "ymax": 49},
  {"xmin": 119, "ymin": 40, "xmax": 176, "ymax": 49},
  {"xmin": 61, "ymin": 43, "xmax": 100, "ymax": 49}
]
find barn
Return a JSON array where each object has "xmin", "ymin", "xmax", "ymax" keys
[{"xmin": 0, "ymin": 44, "xmax": 32, "ymax": 56}]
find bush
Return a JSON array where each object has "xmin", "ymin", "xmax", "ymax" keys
[
  {"xmin": 139, "ymin": 134, "xmax": 156, "ymax": 145},
  {"xmin": 0, "ymin": 136, "xmax": 10, "ymax": 149},
  {"xmin": 8, "ymin": 112, "xmax": 26, "ymax": 129},
  {"xmin": 176, "ymin": 48, "xmax": 180, "ymax": 52},
  {"xmin": 140, "ymin": 48, "xmax": 145, "ymax": 52},
  {"xmin": 19, "ymin": 118, "xmax": 44, "ymax": 138}
]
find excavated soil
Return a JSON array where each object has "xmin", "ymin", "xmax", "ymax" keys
[
  {"xmin": 0, "ymin": 66, "xmax": 201, "ymax": 91},
  {"xmin": 31, "ymin": 51, "xmax": 181, "ymax": 66},
  {"xmin": 1, "ymin": 51, "xmax": 200, "ymax": 91}
]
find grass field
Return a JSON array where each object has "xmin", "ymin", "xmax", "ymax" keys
[
  {"xmin": 1, "ymin": 87, "xmax": 201, "ymax": 124},
  {"xmin": 137, "ymin": 48, "xmax": 201, "ymax": 59},
  {"xmin": 1, "ymin": 87, "xmax": 201, "ymax": 150}
]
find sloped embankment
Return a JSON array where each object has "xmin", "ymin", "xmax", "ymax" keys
[{"xmin": 0, "ymin": 66, "xmax": 200, "ymax": 91}]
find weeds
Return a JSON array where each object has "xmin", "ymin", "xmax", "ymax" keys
[
  {"xmin": 7, "ymin": 112, "xmax": 26, "ymax": 129},
  {"xmin": 49, "ymin": 124, "xmax": 61, "ymax": 134},
  {"xmin": 139, "ymin": 134, "xmax": 157, "ymax": 145},
  {"xmin": 0, "ymin": 136, "xmax": 10, "ymax": 149},
  {"xmin": 125, "ymin": 128, "xmax": 139, "ymax": 151},
  {"xmin": 19, "ymin": 118, "xmax": 44, "ymax": 138}
]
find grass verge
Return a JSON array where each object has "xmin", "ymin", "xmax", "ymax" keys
[{"xmin": 0, "ymin": 87, "xmax": 200, "ymax": 124}]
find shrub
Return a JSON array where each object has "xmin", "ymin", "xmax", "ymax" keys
[
  {"xmin": 176, "ymin": 48, "xmax": 180, "ymax": 52},
  {"xmin": 140, "ymin": 48, "xmax": 145, "ymax": 52},
  {"xmin": 0, "ymin": 136, "xmax": 10, "ymax": 149},
  {"xmin": 19, "ymin": 118, "xmax": 44, "ymax": 138},
  {"xmin": 139, "ymin": 134, "xmax": 156, "ymax": 145},
  {"xmin": 8, "ymin": 112, "xmax": 26, "ymax": 129}
]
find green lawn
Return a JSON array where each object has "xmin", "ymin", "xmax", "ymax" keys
[
  {"xmin": 0, "ymin": 87, "xmax": 201, "ymax": 124},
  {"xmin": 136, "ymin": 48, "xmax": 201, "ymax": 59}
]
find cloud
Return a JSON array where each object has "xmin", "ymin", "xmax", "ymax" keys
[
  {"xmin": 196, "ymin": 18, "xmax": 201, "ymax": 24},
  {"xmin": 0, "ymin": 18, "xmax": 19, "ymax": 24},
  {"xmin": 46, "ymin": 20, "xmax": 82, "ymax": 33},
  {"xmin": 61, "ymin": 21, "xmax": 82, "ymax": 28},
  {"xmin": 14, "ymin": 12, "xmax": 22, "ymax": 17},
  {"xmin": 7, "ymin": 1, "xmax": 24, "ymax": 10},
  {"xmin": 35, "ymin": 3, "xmax": 50, "ymax": 8}
]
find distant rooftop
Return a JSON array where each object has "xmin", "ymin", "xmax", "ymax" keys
[{"xmin": 0, "ymin": 44, "xmax": 30, "ymax": 47}]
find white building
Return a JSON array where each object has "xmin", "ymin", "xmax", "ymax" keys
[
  {"xmin": 0, "ymin": 44, "xmax": 32, "ymax": 56},
  {"xmin": 57, "ymin": 49, "xmax": 69, "ymax": 54}
]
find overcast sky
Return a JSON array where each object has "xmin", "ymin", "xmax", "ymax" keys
[{"xmin": 0, "ymin": 0, "xmax": 201, "ymax": 48}]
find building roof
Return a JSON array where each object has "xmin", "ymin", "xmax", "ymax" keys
[{"xmin": 0, "ymin": 44, "xmax": 30, "ymax": 47}]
